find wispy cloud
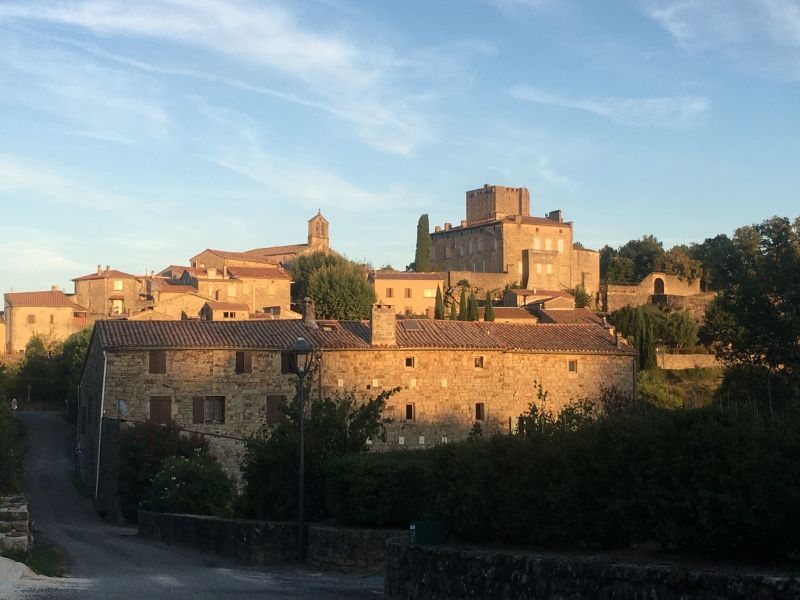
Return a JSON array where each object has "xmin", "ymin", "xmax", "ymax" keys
[
  {"xmin": 509, "ymin": 85, "xmax": 709, "ymax": 128},
  {"xmin": 0, "ymin": 0, "xmax": 445, "ymax": 154}
]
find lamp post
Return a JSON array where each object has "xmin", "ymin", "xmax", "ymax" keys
[{"xmin": 288, "ymin": 336, "xmax": 313, "ymax": 561}]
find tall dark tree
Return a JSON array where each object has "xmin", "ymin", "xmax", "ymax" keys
[
  {"xmin": 414, "ymin": 214, "xmax": 432, "ymax": 272},
  {"xmin": 484, "ymin": 292, "xmax": 495, "ymax": 322},
  {"xmin": 689, "ymin": 234, "xmax": 735, "ymax": 291},
  {"xmin": 458, "ymin": 288, "xmax": 468, "ymax": 321},
  {"xmin": 434, "ymin": 286, "xmax": 445, "ymax": 320},
  {"xmin": 449, "ymin": 300, "xmax": 458, "ymax": 321},
  {"xmin": 467, "ymin": 290, "xmax": 479, "ymax": 321}
]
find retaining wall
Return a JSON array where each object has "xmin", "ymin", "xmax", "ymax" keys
[
  {"xmin": 307, "ymin": 525, "xmax": 406, "ymax": 572},
  {"xmin": 0, "ymin": 495, "xmax": 30, "ymax": 553},
  {"xmin": 657, "ymin": 353, "xmax": 722, "ymax": 370},
  {"xmin": 385, "ymin": 539, "xmax": 800, "ymax": 599}
]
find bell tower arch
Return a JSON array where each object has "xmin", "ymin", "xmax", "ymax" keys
[{"xmin": 308, "ymin": 210, "xmax": 330, "ymax": 249}]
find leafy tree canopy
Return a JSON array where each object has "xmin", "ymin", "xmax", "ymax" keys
[
  {"xmin": 601, "ymin": 235, "xmax": 703, "ymax": 285},
  {"xmin": 289, "ymin": 251, "xmax": 375, "ymax": 319}
]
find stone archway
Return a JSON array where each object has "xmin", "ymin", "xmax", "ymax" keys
[{"xmin": 653, "ymin": 277, "xmax": 665, "ymax": 295}]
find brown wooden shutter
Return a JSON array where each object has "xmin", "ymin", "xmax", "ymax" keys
[
  {"xmin": 149, "ymin": 350, "xmax": 166, "ymax": 374},
  {"xmin": 149, "ymin": 396, "xmax": 171, "ymax": 424},
  {"xmin": 192, "ymin": 396, "xmax": 204, "ymax": 424},
  {"xmin": 265, "ymin": 395, "xmax": 286, "ymax": 425},
  {"xmin": 235, "ymin": 351, "xmax": 244, "ymax": 374},
  {"xmin": 243, "ymin": 351, "xmax": 252, "ymax": 373},
  {"xmin": 281, "ymin": 352, "xmax": 291, "ymax": 374}
]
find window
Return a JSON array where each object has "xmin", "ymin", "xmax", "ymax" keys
[
  {"xmin": 546, "ymin": 264, "xmax": 553, "ymax": 275},
  {"xmin": 536, "ymin": 263, "xmax": 542, "ymax": 274},
  {"xmin": 568, "ymin": 360, "xmax": 578, "ymax": 373},
  {"xmin": 386, "ymin": 287, "xmax": 394, "ymax": 298},
  {"xmin": 405, "ymin": 356, "xmax": 415, "ymax": 368},
  {"xmin": 113, "ymin": 280, "xmax": 123, "ymax": 291},
  {"xmin": 474, "ymin": 356, "xmax": 485, "ymax": 368},
  {"xmin": 49, "ymin": 314, "xmax": 54, "ymax": 325},
  {"xmin": 223, "ymin": 311, "xmax": 236, "ymax": 319},
  {"xmin": 404, "ymin": 288, "xmax": 412, "ymax": 298},
  {"xmin": 405, "ymin": 404, "xmax": 415, "ymax": 421},
  {"xmin": 533, "ymin": 237, "xmax": 541, "ymax": 250},
  {"xmin": 235, "ymin": 351, "xmax": 253, "ymax": 374},
  {"xmin": 265, "ymin": 395, "xmax": 285, "ymax": 425},
  {"xmin": 111, "ymin": 299, "xmax": 124, "ymax": 315},
  {"xmin": 204, "ymin": 396, "xmax": 225, "ymax": 423},
  {"xmin": 423, "ymin": 288, "xmax": 436, "ymax": 298},
  {"xmin": 475, "ymin": 402, "xmax": 486, "ymax": 421},
  {"xmin": 545, "ymin": 238, "xmax": 552, "ymax": 251},
  {"xmin": 281, "ymin": 352, "xmax": 292, "ymax": 374},
  {"xmin": 27, "ymin": 314, "xmax": 36, "ymax": 324},
  {"xmin": 557, "ymin": 239, "xmax": 564, "ymax": 253},
  {"xmin": 149, "ymin": 396, "xmax": 171, "ymax": 424},
  {"xmin": 148, "ymin": 350, "xmax": 167, "ymax": 374}
]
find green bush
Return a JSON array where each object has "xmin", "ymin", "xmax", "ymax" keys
[
  {"xmin": 325, "ymin": 452, "xmax": 438, "ymax": 527},
  {"xmin": 117, "ymin": 420, "xmax": 209, "ymax": 522},
  {"xmin": 0, "ymin": 402, "xmax": 26, "ymax": 494},
  {"xmin": 150, "ymin": 452, "xmax": 234, "ymax": 517},
  {"xmin": 638, "ymin": 369, "xmax": 682, "ymax": 409}
]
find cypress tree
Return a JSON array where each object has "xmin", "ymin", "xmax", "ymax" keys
[
  {"xmin": 458, "ymin": 288, "xmax": 468, "ymax": 321},
  {"xmin": 414, "ymin": 214, "xmax": 432, "ymax": 272},
  {"xmin": 484, "ymin": 292, "xmax": 494, "ymax": 322},
  {"xmin": 640, "ymin": 315, "xmax": 658, "ymax": 371},
  {"xmin": 449, "ymin": 300, "xmax": 458, "ymax": 320},
  {"xmin": 434, "ymin": 286, "xmax": 444, "ymax": 320},
  {"xmin": 469, "ymin": 290, "xmax": 479, "ymax": 321}
]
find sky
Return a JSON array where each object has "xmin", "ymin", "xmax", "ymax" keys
[{"xmin": 1, "ymin": 0, "xmax": 799, "ymax": 293}]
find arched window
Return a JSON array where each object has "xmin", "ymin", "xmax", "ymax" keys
[{"xmin": 654, "ymin": 277, "xmax": 665, "ymax": 295}]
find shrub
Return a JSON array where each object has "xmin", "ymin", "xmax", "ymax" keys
[
  {"xmin": 0, "ymin": 402, "xmax": 26, "ymax": 494},
  {"xmin": 117, "ymin": 420, "xmax": 209, "ymax": 522},
  {"xmin": 638, "ymin": 369, "xmax": 682, "ymax": 409},
  {"xmin": 150, "ymin": 452, "xmax": 234, "ymax": 517},
  {"xmin": 325, "ymin": 452, "xmax": 438, "ymax": 527}
]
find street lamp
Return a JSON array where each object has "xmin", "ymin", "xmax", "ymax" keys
[{"xmin": 288, "ymin": 336, "xmax": 313, "ymax": 561}]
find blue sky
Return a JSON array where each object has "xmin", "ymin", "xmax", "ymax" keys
[{"xmin": 1, "ymin": 0, "xmax": 799, "ymax": 292}]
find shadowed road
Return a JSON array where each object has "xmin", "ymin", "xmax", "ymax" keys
[{"xmin": 13, "ymin": 411, "xmax": 383, "ymax": 599}]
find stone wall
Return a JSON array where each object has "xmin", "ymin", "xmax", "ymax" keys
[
  {"xmin": 445, "ymin": 271, "xmax": 516, "ymax": 297},
  {"xmin": 0, "ymin": 495, "xmax": 31, "ymax": 553},
  {"xmin": 138, "ymin": 510, "xmax": 300, "ymax": 564},
  {"xmin": 307, "ymin": 525, "xmax": 406, "ymax": 573},
  {"xmin": 657, "ymin": 353, "xmax": 722, "ymax": 370},
  {"xmin": 662, "ymin": 292, "xmax": 715, "ymax": 323},
  {"xmin": 384, "ymin": 539, "xmax": 800, "ymax": 600}
]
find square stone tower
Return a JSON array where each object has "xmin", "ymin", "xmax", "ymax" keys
[{"xmin": 466, "ymin": 184, "xmax": 530, "ymax": 224}]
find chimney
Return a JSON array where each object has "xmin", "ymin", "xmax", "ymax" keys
[
  {"xmin": 51, "ymin": 285, "xmax": 60, "ymax": 292},
  {"xmin": 97, "ymin": 264, "xmax": 102, "ymax": 275},
  {"xmin": 370, "ymin": 303, "xmax": 396, "ymax": 346},
  {"xmin": 444, "ymin": 222, "xmax": 451, "ymax": 231},
  {"xmin": 105, "ymin": 265, "xmax": 110, "ymax": 272},
  {"xmin": 460, "ymin": 220, "xmax": 467, "ymax": 228},
  {"xmin": 302, "ymin": 297, "xmax": 317, "ymax": 328},
  {"xmin": 434, "ymin": 225, "xmax": 441, "ymax": 233}
]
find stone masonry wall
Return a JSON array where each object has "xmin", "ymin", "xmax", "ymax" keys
[
  {"xmin": 385, "ymin": 539, "xmax": 800, "ymax": 600},
  {"xmin": 307, "ymin": 525, "xmax": 407, "ymax": 573},
  {"xmin": 657, "ymin": 353, "xmax": 722, "ymax": 370},
  {"xmin": 0, "ymin": 495, "xmax": 31, "ymax": 553}
]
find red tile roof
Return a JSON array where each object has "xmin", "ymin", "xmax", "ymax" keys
[
  {"xmin": 370, "ymin": 271, "xmax": 445, "ymax": 281},
  {"xmin": 93, "ymin": 319, "xmax": 635, "ymax": 355},
  {"xmin": 73, "ymin": 269, "xmax": 137, "ymax": 281},
  {"xmin": 204, "ymin": 301, "xmax": 250, "ymax": 311},
  {"xmin": 201, "ymin": 249, "xmax": 279, "ymax": 264},
  {"xmin": 538, "ymin": 308, "xmax": 604, "ymax": 325},
  {"xmin": 226, "ymin": 266, "xmax": 291, "ymax": 280},
  {"xmin": 5, "ymin": 290, "xmax": 79, "ymax": 308},
  {"xmin": 158, "ymin": 284, "xmax": 198, "ymax": 294},
  {"xmin": 478, "ymin": 307, "xmax": 538, "ymax": 321},
  {"xmin": 246, "ymin": 244, "xmax": 308, "ymax": 257}
]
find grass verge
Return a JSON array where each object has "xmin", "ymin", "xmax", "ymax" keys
[{"xmin": 1, "ymin": 541, "xmax": 68, "ymax": 577}]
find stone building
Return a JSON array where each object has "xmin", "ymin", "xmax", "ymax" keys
[
  {"xmin": 73, "ymin": 266, "xmax": 140, "ymax": 320},
  {"xmin": 3, "ymin": 289, "xmax": 88, "ymax": 354},
  {"xmin": 368, "ymin": 271, "xmax": 445, "ymax": 317},
  {"xmin": 431, "ymin": 185, "xmax": 600, "ymax": 295},
  {"xmin": 190, "ymin": 211, "xmax": 330, "ymax": 271},
  {"xmin": 76, "ymin": 304, "xmax": 635, "ymax": 516},
  {"xmin": 601, "ymin": 272, "xmax": 714, "ymax": 322}
]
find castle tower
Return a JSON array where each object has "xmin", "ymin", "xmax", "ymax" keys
[{"xmin": 307, "ymin": 210, "xmax": 330, "ymax": 249}]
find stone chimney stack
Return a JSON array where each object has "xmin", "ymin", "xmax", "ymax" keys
[
  {"xmin": 97, "ymin": 264, "xmax": 102, "ymax": 275},
  {"xmin": 370, "ymin": 303, "xmax": 396, "ymax": 346},
  {"xmin": 302, "ymin": 297, "xmax": 317, "ymax": 328},
  {"xmin": 51, "ymin": 285, "xmax": 60, "ymax": 292}
]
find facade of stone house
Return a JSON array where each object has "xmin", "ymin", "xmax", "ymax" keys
[
  {"xmin": 368, "ymin": 271, "xmax": 445, "ymax": 317},
  {"xmin": 431, "ymin": 185, "xmax": 600, "ymax": 295},
  {"xmin": 3, "ymin": 289, "xmax": 88, "ymax": 354},
  {"xmin": 73, "ymin": 266, "xmax": 140, "ymax": 320},
  {"xmin": 200, "ymin": 301, "xmax": 250, "ymax": 321},
  {"xmin": 76, "ymin": 305, "xmax": 636, "ymax": 515}
]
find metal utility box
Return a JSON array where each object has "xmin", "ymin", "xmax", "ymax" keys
[{"xmin": 410, "ymin": 521, "xmax": 445, "ymax": 545}]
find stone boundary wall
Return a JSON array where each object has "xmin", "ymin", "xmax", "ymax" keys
[
  {"xmin": 445, "ymin": 271, "xmax": 516, "ymax": 296},
  {"xmin": 0, "ymin": 495, "xmax": 31, "ymax": 553},
  {"xmin": 307, "ymin": 525, "xmax": 407, "ymax": 573},
  {"xmin": 657, "ymin": 353, "xmax": 722, "ymax": 370},
  {"xmin": 138, "ymin": 510, "xmax": 299, "ymax": 565},
  {"xmin": 384, "ymin": 540, "xmax": 800, "ymax": 599}
]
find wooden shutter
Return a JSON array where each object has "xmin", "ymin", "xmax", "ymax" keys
[
  {"xmin": 281, "ymin": 352, "xmax": 291, "ymax": 374},
  {"xmin": 149, "ymin": 350, "xmax": 167, "ymax": 374},
  {"xmin": 235, "ymin": 351, "xmax": 244, "ymax": 374},
  {"xmin": 265, "ymin": 395, "xmax": 286, "ymax": 425},
  {"xmin": 149, "ymin": 396, "xmax": 171, "ymax": 424},
  {"xmin": 192, "ymin": 396, "xmax": 204, "ymax": 424},
  {"xmin": 236, "ymin": 351, "xmax": 252, "ymax": 374}
]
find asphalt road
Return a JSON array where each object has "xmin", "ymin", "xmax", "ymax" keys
[{"xmin": 12, "ymin": 411, "xmax": 383, "ymax": 599}]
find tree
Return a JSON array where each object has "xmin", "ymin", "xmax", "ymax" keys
[
  {"xmin": 305, "ymin": 261, "xmax": 376, "ymax": 320},
  {"xmin": 414, "ymin": 214, "xmax": 432, "ymax": 272},
  {"xmin": 458, "ymin": 288, "xmax": 468, "ymax": 321},
  {"xmin": 663, "ymin": 311, "xmax": 698, "ymax": 350},
  {"xmin": 654, "ymin": 246, "xmax": 703, "ymax": 284},
  {"xmin": 566, "ymin": 285, "xmax": 591, "ymax": 309},
  {"xmin": 60, "ymin": 327, "xmax": 93, "ymax": 420},
  {"xmin": 704, "ymin": 216, "xmax": 800, "ymax": 383},
  {"xmin": 289, "ymin": 251, "xmax": 348, "ymax": 304},
  {"xmin": 434, "ymin": 286, "xmax": 445, "ymax": 320},
  {"xmin": 484, "ymin": 292, "xmax": 495, "ymax": 322},
  {"xmin": 639, "ymin": 313, "xmax": 658, "ymax": 370},
  {"xmin": 689, "ymin": 234, "xmax": 735, "ymax": 291},
  {"xmin": 468, "ymin": 290, "xmax": 479, "ymax": 321},
  {"xmin": 449, "ymin": 299, "xmax": 458, "ymax": 320}
]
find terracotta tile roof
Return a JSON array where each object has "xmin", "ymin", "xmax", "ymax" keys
[
  {"xmin": 204, "ymin": 301, "xmax": 250, "ymax": 311},
  {"xmin": 370, "ymin": 271, "xmax": 445, "ymax": 281},
  {"xmin": 538, "ymin": 308, "xmax": 604, "ymax": 325},
  {"xmin": 158, "ymin": 284, "xmax": 198, "ymax": 294},
  {"xmin": 226, "ymin": 266, "xmax": 291, "ymax": 280},
  {"xmin": 73, "ymin": 269, "xmax": 137, "ymax": 281},
  {"xmin": 202, "ymin": 249, "xmax": 279, "ymax": 264},
  {"xmin": 4, "ymin": 290, "xmax": 79, "ymax": 308},
  {"xmin": 246, "ymin": 244, "xmax": 308, "ymax": 257},
  {"xmin": 478, "ymin": 307, "xmax": 538, "ymax": 321},
  {"xmin": 157, "ymin": 265, "xmax": 191, "ymax": 277},
  {"xmin": 93, "ymin": 319, "xmax": 635, "ymax": 355}
]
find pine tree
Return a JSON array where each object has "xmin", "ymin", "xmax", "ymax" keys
[
  {"xmin": 458, "ymin": 288, "xmax": 468, "ymax": 321},
  {"xmin": 484, "ymin": 292, "xmax": 494, "ymax": 322},
  {"xmin": 434, "ymin": 286, "xmax": 444, "ymax": 320},
  {"xmin": 414, "ymin": 214, "xmax": 432, "ymax": 272},
  {"xmin": 449, "ymin": 300, "xmax": 458, "ymax": 320}
]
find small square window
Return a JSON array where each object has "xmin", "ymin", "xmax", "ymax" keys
[
  {"xmin": 404, "ymin": 288, "xmax": 412, "ymax": 298},
  {"xmin": 27, "ymin": 314, "xmax": 36, "ymax": 324},
  {"xmin": 405, "ymin": 356, "xmax": 415, "ymax": 368},
  {"xmin": 203, "ymin": 396, "xmax": 225, "ymax": 423},
  {"xmin": 474, "ymin": 356, "xmax": 485, "ymax": 368},
  {"xmin": 49, "ymin": 314, "xmax": 54, "ymax": 324},
  {"xmin": 418, "ymin": 436, "xmax": 425, "ymax": 445},
  {"xmin": 398, "ymin": 436, "xmax": 405, "ymax": 446},
  {"xmin": 405, "ymin": 404, "xmax": 415, "ymax": 421},
  {"xmin": 475, "ymin": 402, "xmax": 486, "ymax": 421},
  {"xmin": 568, "ymin": 360, "xmax": 578, "ymax": 373}
]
